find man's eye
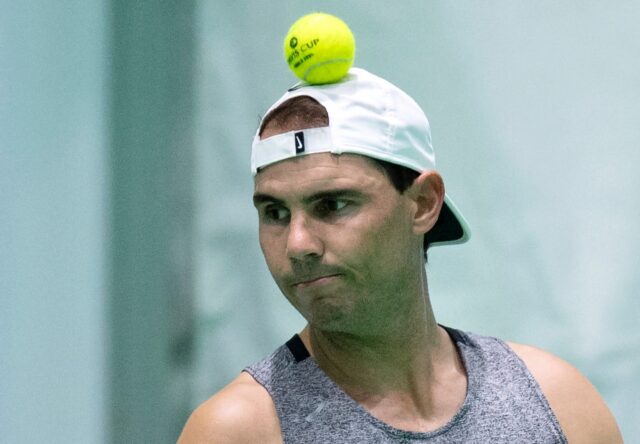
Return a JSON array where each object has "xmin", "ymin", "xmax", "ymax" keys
[
  {"xmin": 316, "ymin": 198, "xmax": 349, "ymax": 216},
  {"xmin": 263, "ymin": 205, "xmax": 289, "ymax": 222}
]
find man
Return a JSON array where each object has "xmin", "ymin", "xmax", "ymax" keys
[{"xmin": 179, "ymin": 68, "xmax": 622, "ymax": 443}]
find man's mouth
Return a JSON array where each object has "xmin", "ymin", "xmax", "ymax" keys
[{"xmin": 293, "ymin": 273, "xmax": 342, "ymax": 288}]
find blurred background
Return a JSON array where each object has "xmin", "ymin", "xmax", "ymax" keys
[{"xmin": 2, "ymin": 1, "xmax": 638, "ymax": 442}]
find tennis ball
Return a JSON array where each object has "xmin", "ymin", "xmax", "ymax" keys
[{"xmin": 283, "ymin": 13, "xmax": 355, "ymax": 85}]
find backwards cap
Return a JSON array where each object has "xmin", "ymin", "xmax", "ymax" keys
[{"xmin": 251, "ymin": 67, "xmax": 469, "ymax": 247}]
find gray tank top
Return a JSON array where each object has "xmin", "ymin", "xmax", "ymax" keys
[{"xmin": 245, "ymin": 327, "xmax": 568, "ymax": 443}]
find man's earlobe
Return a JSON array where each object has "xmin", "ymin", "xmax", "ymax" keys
[{"xmin": 410, "ymin": 171, "xmax": 445, "ymax": 235}]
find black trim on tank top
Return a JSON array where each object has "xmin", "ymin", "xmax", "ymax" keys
[
  {"xmin": 286, "ymin": 334, "xmax": 310, "ymax": 362},
  {"xmin": 440, "ymin": 324, "xmax": 465, "ymax": 344}
]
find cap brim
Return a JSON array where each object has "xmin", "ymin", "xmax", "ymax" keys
[{"xmin": 426, "ymin": 194, "xmax": 470, "ymax": 247}]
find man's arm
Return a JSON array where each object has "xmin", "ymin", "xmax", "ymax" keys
[
  {"xmin": 177, "ymin": 372, "xmax": 282, "ymax": 444},
  {"xmin": 508, "ymin": 342, "xmax": 623, "ymax": 443}
]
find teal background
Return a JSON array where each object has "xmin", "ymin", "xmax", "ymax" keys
[{"xmin": 1, "ymin": 1, "xmax": 638, "ymax": 442}]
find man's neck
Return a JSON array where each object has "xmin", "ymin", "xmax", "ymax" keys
[{"xmin": 297, "ymin": 283, "xmax": 467, "ymax": 431}]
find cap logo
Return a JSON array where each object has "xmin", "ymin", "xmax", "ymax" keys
[{"xmin": 294, "ymin": 131, "xmax": 305, "ymax": 154}]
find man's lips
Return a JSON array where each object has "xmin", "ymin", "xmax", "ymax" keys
[{"xmin": 292, "ymin": 273, "xmax": 342, "ymax": 288}]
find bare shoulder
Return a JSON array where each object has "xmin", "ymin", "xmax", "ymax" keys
[
  {"xmin": 507, "ymin": 341, "xmax": 623, "ymax": 443},
  {"xmin": 177, "ymin": 371, "xmax": 282, "ymax": 444}
]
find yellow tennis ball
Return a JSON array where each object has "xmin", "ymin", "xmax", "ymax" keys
[{"xmin": 283, "ymin": 13, "xmax": 355, "ymax": 85}]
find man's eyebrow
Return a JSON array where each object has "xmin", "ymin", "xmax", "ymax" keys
[
  {"xmin": 303, "ymin": 189, "xmax": 364, "ymax": 204},
  {"xmin": 252, "ymin": 193, "xmax": 282, "ymax": 207},
  {"xmin": 253, "ymin": 188, "xmax": 364, "ymax": 207}
]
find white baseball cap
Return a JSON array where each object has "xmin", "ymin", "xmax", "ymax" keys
[{"xmin": 251, "ymin": 67, "xmax": 470, "ymax": 247}]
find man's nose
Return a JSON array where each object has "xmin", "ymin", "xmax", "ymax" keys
[{"xmin": 286, "ymin": 213, "xmax": 323, "ymax": 260}]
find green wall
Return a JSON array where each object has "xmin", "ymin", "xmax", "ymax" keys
[{"xmin": 1, "ymin": 1, "xmax": 108, "ymax": 442}]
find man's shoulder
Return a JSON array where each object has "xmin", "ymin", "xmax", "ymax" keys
[
  {"xmin": 507, "ymin": 341, "xmax": 623, "ymax": 443},
  {"xmin": 177, "ymin": 372, "xmax": 282, "ymax": 444}
]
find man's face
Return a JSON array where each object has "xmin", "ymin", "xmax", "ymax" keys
[{"xmin": 253, "ymin": 153, "xmax": 423, "ymax": 331}]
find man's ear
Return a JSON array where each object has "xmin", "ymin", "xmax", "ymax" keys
[{"xmin": 407, "ymin": 170, "xmax": 444, "ymax": 236}]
